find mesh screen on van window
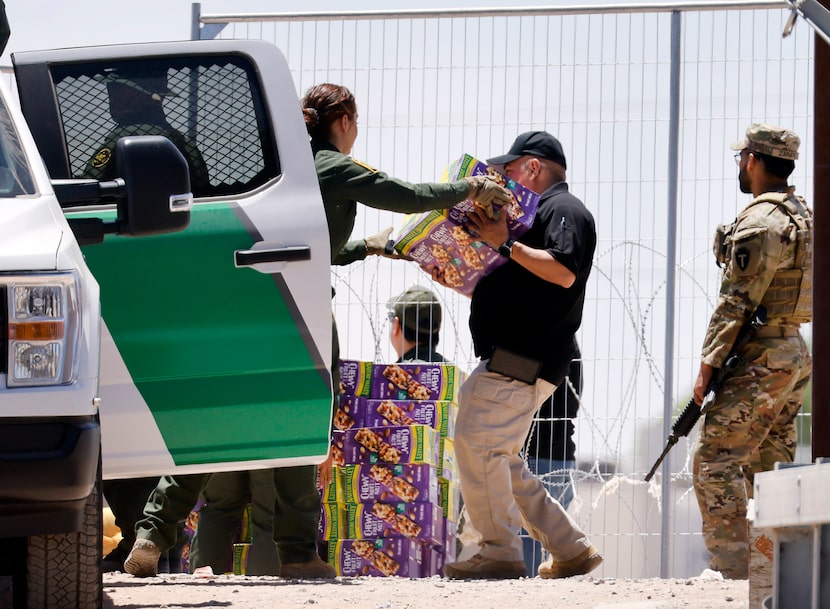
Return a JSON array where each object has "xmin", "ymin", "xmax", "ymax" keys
[{"xmin": 51, "ymin": 57, "xmax": 279, "ymax": 198}]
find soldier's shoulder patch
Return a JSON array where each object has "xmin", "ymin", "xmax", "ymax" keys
[
  {"xmin": 730, "ymin": 226, "xmax": 767, "ymax": 276},
  {"xmin": 350, "ymin": 157, "xmax": 378, "ymax": 173},
  {"xmin": 91, "ymin": 147, "xmax": 112, "ymax": 169}
]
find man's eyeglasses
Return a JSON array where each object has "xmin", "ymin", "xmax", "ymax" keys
[
  {"xmin": 387, "ymin": 311, "xmax": 397, "ymax": 323},
  {"xmin": 733, "ymin": 151, "xmax": 743, "ymax": 166}
]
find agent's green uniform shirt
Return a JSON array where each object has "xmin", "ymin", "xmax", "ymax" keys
[{"xmin": 311, "ymin": 139, "xmax": 469, "ymax": 265}]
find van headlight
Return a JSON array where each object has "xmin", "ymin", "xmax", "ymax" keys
[{"xmin": 6, "ymin": 273, "xmax": 80, "ymax": 387}]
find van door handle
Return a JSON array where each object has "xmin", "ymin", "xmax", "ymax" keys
[{"xmin": 234, "ymin": 245, "xmax": 311, "ymax": 267}]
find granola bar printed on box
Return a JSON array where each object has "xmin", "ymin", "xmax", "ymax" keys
[
  {"xmin": 329, "ymin": 538, "xmax": 423, "ymax": 578},
  {"xmin": 393, "ymin": 153, "xmax": 540, "ymax": 296},
  {"xmin": 371, "ymin": 362, "xmax": 463, "ymax": 402},
  {"xmin": 347, "ymin": 501, "xmax": 445, "ymax": 546},
  {"xmin": 339, "ymin": 463, "xmax": 440, "ymax": 505},
  {"xmin": 336, "ymin": 395, "xmax": 458, "ymax": 438},
  {"xmin": 338, "ymin": 425, "xmax": 440, "ymax": 467},
  {"xmin": 338, "ymin": 361, "xmax": 464, "ymax": 403}
]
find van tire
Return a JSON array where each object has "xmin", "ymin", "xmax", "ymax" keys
[{"xmin": 24, "ymin": 456, "xmax": 102, "ymax": 609}]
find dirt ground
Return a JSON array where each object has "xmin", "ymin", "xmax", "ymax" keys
[{"xmin": 102, "ymin": 572, "xmax": 749, "ymax": 609}]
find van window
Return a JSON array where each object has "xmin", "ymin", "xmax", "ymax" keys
[
  {"xmin": 50, "ymin": 57, "xmax": 279, "ymax": 198},
  {"xmin": 0, "ymin": 94, "xmax": 36, "ymax": 197}
]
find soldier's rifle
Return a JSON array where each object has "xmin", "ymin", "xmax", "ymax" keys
[{"xmin": 644, "ymin": 305, "xmax": 768, "ymax": 482}]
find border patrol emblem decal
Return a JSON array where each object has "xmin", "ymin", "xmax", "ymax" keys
[{"xmin": 91, "ymin": 147, "xmax": 112, "ymax": 169}]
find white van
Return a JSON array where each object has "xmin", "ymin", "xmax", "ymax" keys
[{"xmin": 2, "ymin": 40, "xmax": 333, "ymax": 608}]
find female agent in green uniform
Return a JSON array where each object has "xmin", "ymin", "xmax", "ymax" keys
[{"xmin": 302, "ymin": 82, "xmax": 511, "ymax": 265}]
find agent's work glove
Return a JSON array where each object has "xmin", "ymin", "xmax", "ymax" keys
[
  {"xmin": 464, "ymin": 175, "xmax": 513, "ymax": 219},
  {"xmin": 364, "ymin": 226, "xmax": 406, "ymax": 259}
]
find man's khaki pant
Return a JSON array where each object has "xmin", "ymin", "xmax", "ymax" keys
[{"xmin": 454, "ymin": 361, "xmax": 592, "ymax": 563}]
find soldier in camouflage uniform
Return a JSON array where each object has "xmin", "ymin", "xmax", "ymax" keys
[
  {"xmin": 692, "ymin": 124, "xmax": 813, "ymax": 579},
  {"xmin": 84, "ymin": 66, "xmax": 211, "ymax": 193}
]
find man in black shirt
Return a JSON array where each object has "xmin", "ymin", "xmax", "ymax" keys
[{"xmin": 443, "ymin": 131, "xmax": 601, "ymax": 580}]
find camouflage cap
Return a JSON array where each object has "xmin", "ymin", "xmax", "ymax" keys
[
  {"xmin": 731, "ymin": 123, "xmax": 800, "ymax": 160},
  {"xmin": 387, "ymin": 287, "xmax": 442, "ymax": 335}
]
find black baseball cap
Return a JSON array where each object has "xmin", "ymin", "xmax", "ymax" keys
[{"xmin": 487, "ymin": 130, "xmax": 567, "ymax": 170}]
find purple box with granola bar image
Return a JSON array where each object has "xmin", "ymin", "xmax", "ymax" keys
[
  {"xmin": 347, "ymin": 501, "xmax": 445, "ymax": 546},
  {"xmin": 329, "ymin": 538, "xmax": 423, "ymax": 578},
  {"xmin": 393, "ymin": 153, "xmax": 540, "ymax": 296},
  {"xmin": 339, "ymin": 463, "xmax": 440, "ymax": 505},
  {"xmin": 339, "ymin": 425, "xmax": 440, "ymax": 467},
  {"xmin": 346, "ymin": 397, "xmax": 458, "ymax": 438},
  {"xmin": 369, "ymin": 362, "xmax": 463, "ymax": 402}
]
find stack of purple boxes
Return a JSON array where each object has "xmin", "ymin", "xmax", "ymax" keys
[{"xmin": 321, "ymin": 360, "xmax": 464, "ymax": 577}]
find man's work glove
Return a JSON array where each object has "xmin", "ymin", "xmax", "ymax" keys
[
  {"xmin": 465, "ymin": 175, "xmax": 513, "ymax": 219},
  {"xmin": 364, "ymin": 226, "xmax": 406, "ymax": 259}
]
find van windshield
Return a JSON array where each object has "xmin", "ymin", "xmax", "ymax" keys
[{"xmin": 0, "ymin": 93, "xmax": 35, "ymax": 197}]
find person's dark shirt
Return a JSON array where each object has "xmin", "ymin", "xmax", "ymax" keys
[
  {"xmin": 397, "ymin": 346, "xmax": 446, "ymax": 364},
  {"xmin": 470, "ymin": 182, "xmax": 596, "ymax": 384}
]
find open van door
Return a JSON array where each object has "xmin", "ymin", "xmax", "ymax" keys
[{"xmin": 13, "ymin": 40, "xmax": 333, "ymax": 478}]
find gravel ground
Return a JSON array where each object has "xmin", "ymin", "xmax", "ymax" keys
[{"xmin": 102, "ymin": 572, "xmax": 749, "ymax": 609}]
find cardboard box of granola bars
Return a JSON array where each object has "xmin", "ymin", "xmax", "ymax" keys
[
  {"xmin": 338, "ymin": 360, "xmax": 465, "ymax": 403},
  {"xmin": 421, "ymin": 544, "xmax": 444, "ymax": 577},
  {"xmin": 439, "ymin": 476, "xmax": 461, "ymax": 522},
  {"xmin": 318, "ymin": 501, "xmax": 348, "ymax": 542},
  {"xmin": 336, "ymin": 396, "xmax": 458, "ymax": 438},
  {"xmin": 338, "ymin": 425, "xmax": 440, "ymax": 467},
  {"xmin": 340, "ymin": 463, "xmax": 440, "ymax": 505},
  {"xmin": 329, "ymin": 538, "xmax": 423, "ymax": 578},
  {"xmin": 338, "ymin": 359, "xmax": 373, "ymax": 397},
  {"xmin": 440, "ymin": 437, "xmax": 459, "ymax": 482},
  {"xmin": 232, "ymin": 543, "xmax": 250, "ymax": 575},
  {"xmin": 393, "ymin": 153, "xmax": 540, "ymax": 296},
  {"xmin": 347, "ymin": 501, "xmax": 445, "ymax": 546},
  {"xmin": 370, "ymin": 362, "xmax": 463, "ymax": 402}
]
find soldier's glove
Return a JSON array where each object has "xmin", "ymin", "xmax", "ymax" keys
[
  {"xmin": 465, "ymin": 175, "xmax": 513, "ymax": 220},
  {"xmin": 364, "ymin": 226, "xmax": 405, "ymax": 259}
]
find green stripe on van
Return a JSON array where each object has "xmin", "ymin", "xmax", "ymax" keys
[{"xmin": 77, "ymin": 203, "xmax": 331, "ymax": 465}]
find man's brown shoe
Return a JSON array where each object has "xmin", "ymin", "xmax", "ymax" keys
[
  {"xmin": 443, "ymin": 553, "xmax": 526, "ymax": 580},
  {"xmin": 538, "ymin": 545, "xmax": 603, "ymax": 579},
  {"xmin": 279, "ymin": 556, "xmax": 336, "ymax": 579}
]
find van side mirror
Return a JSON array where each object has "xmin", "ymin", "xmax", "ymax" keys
[
  {"xmin": 53, "ymin": 135, "xmax": 193, "ymax": 245},
  {"xmin": 115, "ymin": 135, "xmax": 193, "ymax": 236}
]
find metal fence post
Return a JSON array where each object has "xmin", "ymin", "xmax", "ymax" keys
[
  {"xmin": 191, "ymin": 3, "xmax": 201, "ymax": 41},
  {"xmin": 660, "ymin": 9, "xmax": 683, "ymax": 579}
]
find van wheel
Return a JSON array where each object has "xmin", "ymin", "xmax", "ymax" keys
[{"xmin": 24, "ymin": 456, "xmax": 102, "ymax": 609}]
